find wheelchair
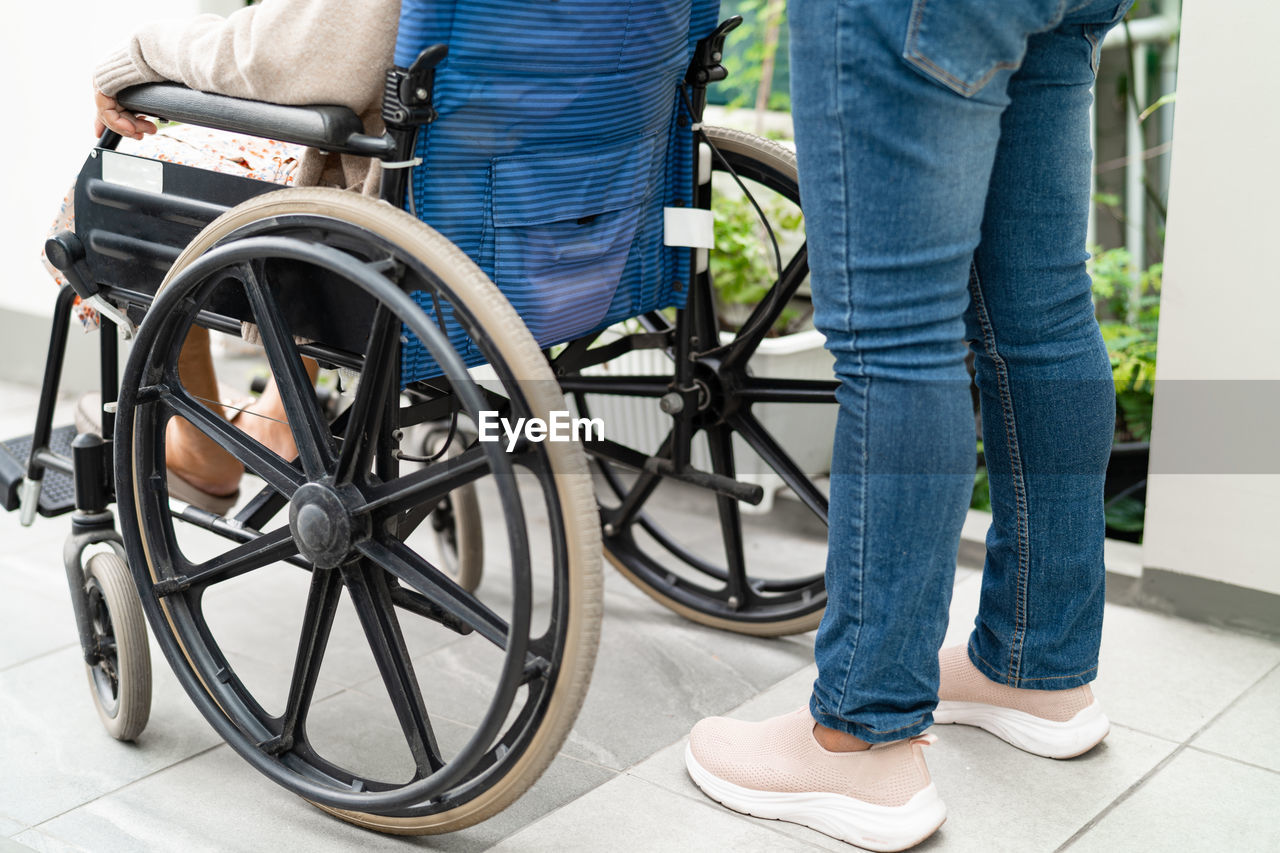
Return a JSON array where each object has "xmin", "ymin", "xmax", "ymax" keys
[{"xmin": 1, "ymin": 0, "xmax": 834, "ymax": 834}]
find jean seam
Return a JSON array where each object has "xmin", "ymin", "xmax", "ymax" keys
[
  {"xmin": 859, "ymin": 714, "xmax": 928, "ymax": 736},
  {"xmin": 1017, "ymin": 665, "xmax": 1099, "ymax": 682},
  {"xmin": 969, "ymin": 643, "xmax": 1099, "ymax": 683},
  {"xmin": 830, "ymin": 0, "xmax": 868, "ymax": 718},
  {"xmin": 967, "ymin": 263, "xmax": 1031, "ymax": 686}
]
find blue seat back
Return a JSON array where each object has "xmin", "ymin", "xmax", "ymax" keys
[{"xmin": 393, "ymin": 0, "xmax": 720, "ymax": 380}]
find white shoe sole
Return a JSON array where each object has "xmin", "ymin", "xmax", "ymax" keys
[
  {"xmin": 685, "ymin": 744, "xmax": 946, "ymax": 852},
  {"xmin": 932, "ymin": 698, "xmax": 1110, "ymax": 759}
]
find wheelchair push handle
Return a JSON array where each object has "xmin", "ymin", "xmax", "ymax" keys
[{"xmin": 114, "ymin": 83, "xmax": 396, "ymax": 159}]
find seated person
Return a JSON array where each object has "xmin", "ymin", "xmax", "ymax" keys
[{"xmin": 59, "ymin": 0, "xmax": 400, "ymax": 511}]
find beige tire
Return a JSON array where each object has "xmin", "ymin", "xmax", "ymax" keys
[
  {"xmin": 130, "ymin": 187, "xmax": 602, "ymax": 833},
  {"xmin": 83, "ymin": 552, "xmax": 152, "ymax": 741}
]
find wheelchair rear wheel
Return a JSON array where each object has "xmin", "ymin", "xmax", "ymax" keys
[
  {"xmin": 422, "ymin": 425, "xmax": 484, "ymax": 593},
  {"xmin": 565, "ymin": 127, "xmax": 833, "ymax": 636},
  {"xmin": 114, "ymin": 188, "xmax": 601, "ymax": 832}
]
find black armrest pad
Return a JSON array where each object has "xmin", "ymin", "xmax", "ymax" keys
[{"xmin": 116, "ymin": 83, "xmax": 393, "ymax": 158}]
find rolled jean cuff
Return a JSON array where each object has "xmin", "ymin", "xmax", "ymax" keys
[
  {"xmin": 967, "ymin": 639, "xmax": 1100, "ymax": 689},
  {"xmin": 809, "ymin": 695, "xmax": 933, "ymax": 745}
]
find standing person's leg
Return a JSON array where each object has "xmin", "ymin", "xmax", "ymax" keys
[
  {"xmin": 935, "ymin": 0, "xmax": 1133, "ymax": 759},
  {"xmin": 687, "ymin": 1, "xmax": 1077, "ymax": 849}
]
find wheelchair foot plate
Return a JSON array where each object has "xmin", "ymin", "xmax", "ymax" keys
[{"xmin": 1, "ymin": 425, "xmax": 79, "ymax": 516}]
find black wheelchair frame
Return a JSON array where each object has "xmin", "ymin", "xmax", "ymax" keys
[{"xmin": 5, "ymin": 17, "xmax": 839, "ymax": 832}]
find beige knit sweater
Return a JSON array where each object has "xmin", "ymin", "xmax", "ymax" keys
[{"xmin": 93, "ymin": 0, "xmax": 401, "ymax": 192}]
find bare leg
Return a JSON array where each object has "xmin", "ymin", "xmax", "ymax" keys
[
  {"xmin": 236, "ymin": 356, "xmax": 321, "ymax": 461},
  {"xmin": 165, "ymin": 327, "xmax": 243, "ymax": 496},
  {"xmin": 813, "ymin": 723, "xmax": 871, "ymax": 753},
  {"xmin": 166, "ymin": 330, "xmax": 320, "ymax": 495}
]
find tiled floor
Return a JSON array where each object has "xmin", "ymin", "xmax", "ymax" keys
[{"xmin": 1, "ymin": 378, "xmax": 1277, "ymax": 852}]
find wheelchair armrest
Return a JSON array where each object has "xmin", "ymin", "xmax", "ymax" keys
[{"xmin": 115, "ymin": 83, "xmax": 395, "ymax": 158}]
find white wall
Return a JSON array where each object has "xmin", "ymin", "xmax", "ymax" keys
[
  {"xmin": 1143, "ymin": 0, "xmax": 1280, "ymax": 594},
  {"xmin": 0, "ymin": 1, "xmax": 214, "ymax": 317}
]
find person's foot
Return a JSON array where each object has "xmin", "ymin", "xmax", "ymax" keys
[
  {"xmin": 686, "ymin": 709, "xmax": 946, "ymax": 852},
  {"xmin": 234, "ymin": 397, "xmax": 300, "ymax": 463},
  {"xmin": 933, "ymin": 645, "xmax": 1110, "ymax": 759},
  {"xmin": 165, "ymin": 415, "xmax": 243, "ymax": 499}
]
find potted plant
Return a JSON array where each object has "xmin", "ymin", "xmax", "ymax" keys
[{"xmin": 970, "ymin": 248, "xmax": 1161, "ymax": 541}]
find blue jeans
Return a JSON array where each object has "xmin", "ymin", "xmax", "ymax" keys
[{"xmin": 791, "ymin": 0, "xmax": 1133, "ymax": 743}]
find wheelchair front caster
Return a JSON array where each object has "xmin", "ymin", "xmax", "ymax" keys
[{"xmin": 83, "ymin": 552, "xmax": 152, "ymax": 741}]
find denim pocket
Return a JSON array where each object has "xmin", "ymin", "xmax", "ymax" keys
[
  {"xmin": 490, "ymin": 135, "xmax": 655, "ymax": 346},
  {"xmin": 1082, "ymin": 1, "xmax": 1136, "ymax": 75},
  {"xmin": 903, "ymin": 0, "xmax": 1061, "ymax": 97}
]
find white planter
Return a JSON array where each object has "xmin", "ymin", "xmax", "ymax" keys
[{"xmin": 578, "ymin": 328, "xmax": 837, "ymax": 514}]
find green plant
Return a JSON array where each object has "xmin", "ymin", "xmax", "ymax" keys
[
  {"xmin": 970, "ymin": 440, "xmax": 991, "ymax": 512},
  {"xmin": 1089, "ymin": 246, "xmax": 1162, "ymax": 441},
  {"xmin": 718, "ymin": 0, "xmax": 791, "ymax": 113},
  {"xmin": 710, "ymin": 187, "xmax": 806, "ymax": 335}
]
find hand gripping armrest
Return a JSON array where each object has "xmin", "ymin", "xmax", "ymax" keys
[{"xmin": 115, "ymin": 83, "xmax": 395, "ymax": 158}]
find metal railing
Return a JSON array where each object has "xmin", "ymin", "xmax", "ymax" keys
[{"xmin": 1089, "ymin": 6, "xmax": 1181, "ymax": 271}]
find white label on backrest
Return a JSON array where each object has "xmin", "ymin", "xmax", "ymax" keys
[
  {"xmin": 664, "ymin": 207, "xmax": 715, "ymax": 249},
  {"xmin": 102, "ymin": 151, "xmax": 163, "ymax": 194}
]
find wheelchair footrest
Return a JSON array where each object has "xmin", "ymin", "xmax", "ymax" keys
[{"xmin": 0, "ymin": 425, "xmax": 79, "ymax": 516}]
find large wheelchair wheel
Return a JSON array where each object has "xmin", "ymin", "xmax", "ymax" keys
[
  {"xmin": 562, "ymin": 127, "xmax": 833, "ymax": 636},
  {"xmin": 113, "ymin": 188, "xmax": 601, "ymax": 832}
]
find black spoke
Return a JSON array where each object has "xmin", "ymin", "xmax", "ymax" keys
[
  {"xmin": 164, "ymin": 388, "xmax": 305, "ymax": 498},
  {"xmin": 239, "ymin": 262, "xmax": 336, "ymax": 480},
  {"xmin": 336, "ymin": 304, "xmax": 400, "ymax": 485},
  {"xmin": 361, "ymin": 445, "xmax": 491, "ymax": 519},
  {"xmin": 721, "ymin": 241, "xmax": 808, "ymax": 371},
  {"xmin": 278, "ymin": 568, "xmax": 342, "ymax": 747},
  {"xmin": 234, "ymin": 483, "xmax": 292, "ymax": 529},
  {"xmin": 603, "ymin": 433, "xmax": 672, "ymax": 531},
  {"xmin": 341, "ymin": 561, "xmax": 444, "ymax": 777},
  {"xmin": 728, "ymin": 412, "xmax": 829, "ymax": 524},
  {"xmin": 357, "ymin": 538, "xmax": 508, "ymax": 650},
  {"xmin": 705, "ymin": 425, "xmax": 749, "ymax": 607},
  {"xmin": 174, "ymin": 526, "xmax": 300, "ymax": 592}
]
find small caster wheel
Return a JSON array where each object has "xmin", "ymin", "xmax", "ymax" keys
[
  {"xmin": 83, "ymin": 552, "xmax": 151, "ymax": 741},
  {"xmin": 424, "ymin": 427, "xmax": 484, "ymax": 592}
]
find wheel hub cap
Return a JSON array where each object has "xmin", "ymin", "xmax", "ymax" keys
[{"xmin": 290, "ymin": 483, "xmax": 355, "ymax": 568}]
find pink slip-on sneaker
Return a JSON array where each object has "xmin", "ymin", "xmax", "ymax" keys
[
  {"xmin": 933, "ymin": 645, "xmax": 1110, "ymax": 759},
  {"xmin": 686, "ymin": 708, "xmax": 946, "ymax": 852}
]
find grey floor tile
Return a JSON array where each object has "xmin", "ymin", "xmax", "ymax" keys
[
  {"xmin": 33, "ymin": 742, "xmax": 613, "ymax": 853},
  {"xmin": 557, "ymin": 587, "xmax": 815, "ymax": 771},
  {"xmin": 1068, "ymin": 747, "xmax": 1280, "ymax": 853},
  {"xmin": 490, "ymin": 773, "xmax": 828, "ymax": 853},
  {"xmin": 1091, "ymin": 605, "xmax": 1280, "ymax": 743},
  {"xmin": 6, "ymin": 830, "xmax": 84, "ymax": 853},
  {"xmin": 0, "ymin": 645, "xmax": 222, "ymax": 826},
  {"xmin": 0, "ymin": 380, "xmax": 41, "ymax": 413},
  {"xmin": 0, "ymin": 556, "xmax": 79, "ymax": 672},
  {"xmin": 0, "ymin": 816, "xmax": 25, "ymax": 838},
  {"xmin": 939, "ymin": 571, "xmax": 1280, "ymax": 746},
  {"xmin": 631, "ymin": 672, "xmax": 1178, "ymax": 853},
  {"xmin": 918, "ymin": 724, "xmax": 1177, "ymax": 852},
  {"xmin": 1189, "ymin": 661, "xmax": 1280, "ymax": 772},
  {"xmin": 0, "ymin": 838, "xmax": 35, "ymax": 853}
]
